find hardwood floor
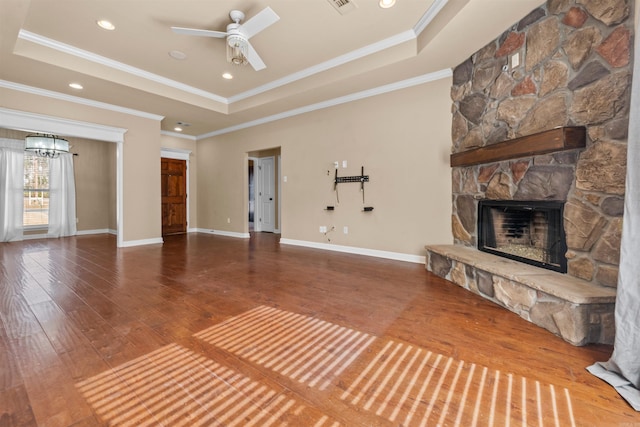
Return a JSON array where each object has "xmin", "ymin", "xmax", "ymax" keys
[{"xmin": 0, "ymin": 232, "xmax": 637, "ymax": 426}]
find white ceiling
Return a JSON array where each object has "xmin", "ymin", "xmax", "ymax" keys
[{"xmin": 0, "ymin": 0, "xmax": 543, "ymax": 137}]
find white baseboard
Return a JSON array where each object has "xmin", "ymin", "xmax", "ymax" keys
[
  {"xmin": 76, "ymin": 228, "xmax": 117, "ymax": 236},
  {"xmin": 119, "ymin": 237, "xmax": 164, "ymax": 247},
  {"xmin": 22, "ymin": 233, "xmax": 47, "ymax": 240},
  {"xmin": 192, "ymin": 228, "xmax": 251, "ymax": 239},
  {"xmin": 279, "ymin": 238, "xmax": 425, "ymax": 264}
]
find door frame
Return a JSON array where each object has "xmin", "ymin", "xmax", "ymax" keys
[
  {"xmin": 248, "ymin": 156, "xmax": 258, "ymax": 231},
  {"xmin": 161, "ymin": 148, "xmax": 191, "ymax": 232},
  {"xmin": 277, "ymin": 154, "xmax": 281, "ymax": 234}
]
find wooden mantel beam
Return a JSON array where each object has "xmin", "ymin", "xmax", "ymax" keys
[{"xmin": 450, "ymin": 126, "xmax": 586, "ymax": 167}]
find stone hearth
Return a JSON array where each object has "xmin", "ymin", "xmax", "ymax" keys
[{"xmin": 425, "ymin": 245, "xmax": 615, "ymax": 345}]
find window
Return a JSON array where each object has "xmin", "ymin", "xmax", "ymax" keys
[{"xmin": 23, "ymin": 153, "xmax": 50, "ymax": 227}]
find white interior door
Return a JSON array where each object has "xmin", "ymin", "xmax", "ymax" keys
[{"xmin": 258, "ymin": 156, "xmax": 275, "ymax": 232}]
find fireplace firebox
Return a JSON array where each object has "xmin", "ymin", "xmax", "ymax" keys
[{"xmin": 477, "ymin": 200, "xmax": 567, "ymax": 273}]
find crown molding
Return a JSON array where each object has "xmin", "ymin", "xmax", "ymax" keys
[
  {"xmin": 17, "ymin": 0, "xmax": 450, "ymax": 108},
  {"xmin": 0, "ymin": 79, "xmax": 163, "ymax": 121},
  {"xmin": 199, "ymin": 68, "xmax": 453, "ymax": 139},
  {"xmin": 161, "ymin": 130, "xmax": 198, "ymax": 140},
  {"xmin": 414, "ymin": 0, "xmax": 450, "ymax": 35},
  {"xmin": 18, "ymin": 30, "xmax": 227, "ymax": 105},
  {"xmin": 227, "ymin": 29, "xmax": 417, "ymax": 103},
  {"xmin": 228, "ymin": 0, "xmax": 451, "ymax": 104}
]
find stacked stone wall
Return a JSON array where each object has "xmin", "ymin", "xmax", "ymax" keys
[{"xmin": 451, "ymin": 0, "xmax": 633, "ymax": 289}]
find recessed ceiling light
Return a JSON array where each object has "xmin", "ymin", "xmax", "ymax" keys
[
  {"xmin": 174, "ymin": 127, "xmax": 183, "ymax": 132},
  {"xmin": 169, "ymin": 50, "xmax": 187, "ymax": 60},
  {"xmin": 379, "ymin": 0, "xmax": 396, "ymax": 8},
  {"xmin": 97, "ymin": 20, "xmax": 115, "ymax": 30},
  {"xmin": 69, "ymin": 83, "xmax": 83, "ymax": 90},
  {"xmin": 222, "ymin": 72, "xmax": 233, "ymax": 80}
]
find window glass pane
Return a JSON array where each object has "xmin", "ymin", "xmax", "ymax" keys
[{"xmin": 24, "ymin": 154, "xmax": 50, "ymax": 227}]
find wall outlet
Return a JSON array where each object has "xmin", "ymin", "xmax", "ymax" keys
[
  {"xmin": 511, "ymin": 52, "xmax": 520, "ymax": 68},
  {"xmin": 319, "ymin": 226, "xmax": 327, "ymax": 233},
  {"xmin": 227, "ymin": 218, "xmax": 231, "ymax": 223},
  {"xmin": 343, "ymin": 226, "xmax": 348, "ymax": 234},
  {"xmin": 342, "ymin": 160, "xmax": 348, "ymax": 168}
]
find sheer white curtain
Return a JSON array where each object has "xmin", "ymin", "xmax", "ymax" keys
[
  {"xmin": 587, "ymin": 20, "xmax": 640, "ymax": 411},
  {"xmin": 0, "ymin": 138, "xmax": 24, "ymax": 242},
  {"xmin": 48, "ymin": 152, "xmax": 77, "ymax": 238}
]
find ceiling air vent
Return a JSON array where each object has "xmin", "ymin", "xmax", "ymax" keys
[{"xmin": 327, "ymin": 0, "xmax": 358, "ymax": 15}]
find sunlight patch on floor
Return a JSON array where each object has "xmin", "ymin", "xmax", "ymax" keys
[
  {"xmin": 77, "ymin": 305, "xmax": 578, "ymax": 426},
  {"xmin": 75, "ymin": 343, "xmax": 339, "ymax": 426},
  {"xmin": 340, "ymin": 339, "xmax": 577, "ymax": 427},
  {"xmin": 194, "ymin": 305, "xmax": 375, "ymax": 390}
]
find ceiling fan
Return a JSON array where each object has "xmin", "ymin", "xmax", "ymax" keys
[{"xmin": 171, "ymin": 7, "xmax": 280, "ymax": 71}]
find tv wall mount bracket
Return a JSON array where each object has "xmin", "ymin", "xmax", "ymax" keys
[{"xmin": 334, "ymin": 166, "xmax": 369, "ymax": 203}]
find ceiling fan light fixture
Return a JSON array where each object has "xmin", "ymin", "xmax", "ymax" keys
[{"xmin": 227, "ymin": 35, "xmax": 248, "ymax": 66}]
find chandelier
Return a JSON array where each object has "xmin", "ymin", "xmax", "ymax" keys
[{"xmin": 24, "ymin": 133, "xmax": 70, "ymax": 158}]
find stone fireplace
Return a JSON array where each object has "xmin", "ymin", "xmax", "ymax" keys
[{"xmin": 425, "ymin": 0, "xmax": 633, "ymax": 345}]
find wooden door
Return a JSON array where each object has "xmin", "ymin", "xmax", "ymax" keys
[{"xmin": 161, "ymin": 158, "xmax": 187, "ymax": 235}]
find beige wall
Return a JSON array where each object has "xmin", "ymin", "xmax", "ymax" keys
[
  {"xmin": 1, "ymin": 75, "xmax": 452, "ymax": 255},
  {"xmin": 160, "ymin": 134, "xmax": 198, "ymax": 230},
  {"xmin": 0, "ymin": 87, "xmax": 162, "ymax": 243},
  {"xmin": 0, "ymin": 128, "xmax": 29, "ymax": 140},
  {"xmin": 197, "ymin": 77, "xmax": 453, "ymax": 256},
  {"xmin": 71, "ymin": 137, "xmax": 116, "ymax": 232}
]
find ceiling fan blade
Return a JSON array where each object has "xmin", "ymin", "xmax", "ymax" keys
[
  {"xmin": 240, "ymin": 7, "xmax": 279, "ymax": 39},
  {"xmin": 171, "ymin": 26, "xmax": 227, "ymax": 38},
  {"xmin": 246, "ymin": 42, "xmax": 266, "ymax": 71}
]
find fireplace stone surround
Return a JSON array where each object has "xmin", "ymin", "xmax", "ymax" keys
[
  {"xmin": 425, "ymin": 126, "xmax": 617, "ymax": 345},
  {"xmin": 425, "ymin": 1, "xmax": 631, "ymax": 346}
]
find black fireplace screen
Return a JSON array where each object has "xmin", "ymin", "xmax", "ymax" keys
[{"xmin": 477, "ymin": 200, "xmax": 567, "ymax": 273}]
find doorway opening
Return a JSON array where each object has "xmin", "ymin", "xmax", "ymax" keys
[{"xmin": 248, "ymin": 148, "xmax": 281, "ymax": 234}]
